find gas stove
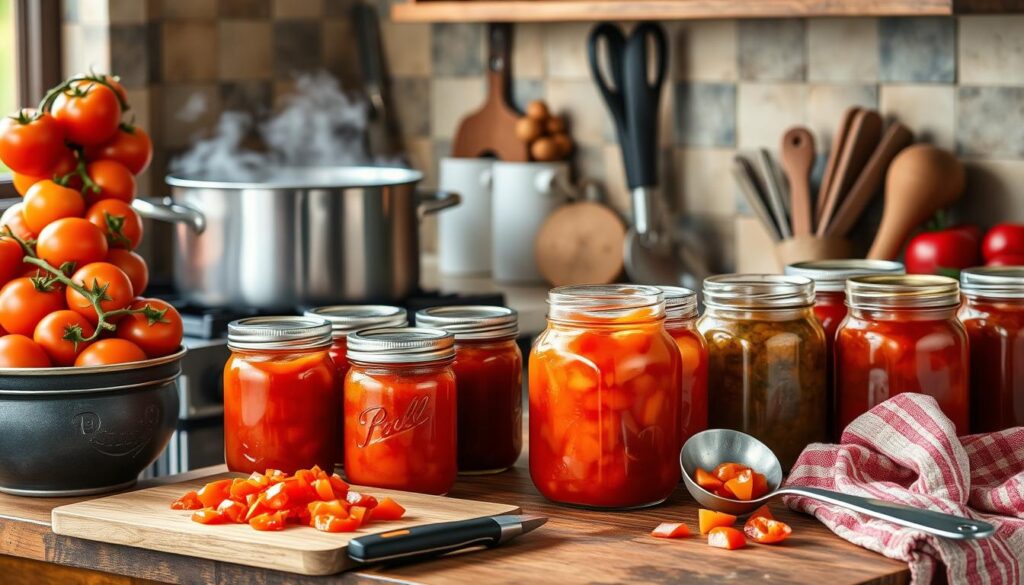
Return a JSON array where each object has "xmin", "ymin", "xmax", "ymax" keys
[{"xmin": 144, "ymin": 290, "xmax": 507, "ymax": 477}]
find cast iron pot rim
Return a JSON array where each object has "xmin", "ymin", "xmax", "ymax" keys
[
  {"xmin": 166, "ymin": 165, "xmax": 423, "ymax": 191},
  {"xmin": 0, "ymin": 346, "xmax": 185, "ymax": 381}
]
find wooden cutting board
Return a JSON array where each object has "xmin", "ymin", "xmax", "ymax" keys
[{"xmin": 51, "ymin": 473, "xmax": 520, "ymax": 576}]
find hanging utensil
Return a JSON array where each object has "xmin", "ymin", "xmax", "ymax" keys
[
  {"xmin": 816, "ymin": 107, "xmax": 860, "ymax": 229},
  {"xmin": 779, "ymin": 127, "xmax": 815, "ymax": 237},
  {"xmin": 817, "ymin": 109, "xmax": 883, "ymax": 234},
  {"xmin": 756, "ymin": 149, "xmax": 792, "ymax": 240},
  {"xmin": 731, "ymin": 154, "xmax": 782, "ymax": 242},
  {"xmin": 353, "ymin": 2, "xmax": 403, "ymax": 162}
]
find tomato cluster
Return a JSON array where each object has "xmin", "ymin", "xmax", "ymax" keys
[
  {"xmin": 650, "ymin": 505, "xmax": 791, "ymax": 550},
  {"xmin": 0, "ymin": 73, "xmax": 179, "ymax": 368}
]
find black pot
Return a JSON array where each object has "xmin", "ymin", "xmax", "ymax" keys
[{"xmin": 0, "ymin": 348, "xmax": 184, "ymax": 496}]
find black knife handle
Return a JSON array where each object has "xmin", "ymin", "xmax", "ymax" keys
[{"xmin": 348, "ymin": 517, "xmax": 502, "ymax": 564}]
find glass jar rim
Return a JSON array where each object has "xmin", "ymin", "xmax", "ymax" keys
[
  {"xmin": 657, "ymin": 285, "xmax": 698, "ymax": 320},
  {"xmin": 846, "ymin": 274, "xmax": 960, "ymax": 310},
  {"xmin": 960, "ymin": 266, "xmax": 1024, "ymax": 300},
  {"xmin": 304, "ymin": 305, "xmax": 408, "ymax": 338},
  {"xmin": 703, "ymin": 274, "xmax": 814, "ymax": 309},
  {"xmin": 546, "ymin": 284, "xmax": 665, "ymax": 323},
  {"xmin": 785, "ymin": 259, "xmax": 905, "ymax": 292},
  {"xmin": 227, "ymin": 316, "xmax": 332, "ymax": 351},
  {"xmin": 415, "ymin": 305, "xmax": 518, "ymax": 340},
  {"xmin": 347, "ymin": 327, "xmax": 455, "ymax": 364}
]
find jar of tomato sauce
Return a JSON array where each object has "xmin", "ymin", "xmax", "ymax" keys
[
  {"xmin": 224, "ymin": 317, "xmax": 337, "ymax": 474},
  {"xmin": 656, "ymin": 286, "xmax": 708, "ymax": 450},
  {"xmin": 835, "ymin": 275, "xmax": 969, "ymax": 434},
  {"xmin": 416, "ymin": 306, "xmax": 522, "ymax": 474},
  {"xmin": 697, "ymin": 275, "xmax": 826, "ymax": 469},
  {"xmin": 958, "ymin": 267, "xmax": 1024, "ymax": 432},
  {"xmin": 784, "ymin": 260, "xmax": 905, "ymax": 439},
  {"xmin": 303, "ymin": 305, "xmax": 407, "ymax": 464},
  {"xmin": 530, "ymin": 285, "xmax": 681, "ymax": 509},
  {"xmin": 344, "ymin": 327, "xmax": 457, "ymax": 495}
]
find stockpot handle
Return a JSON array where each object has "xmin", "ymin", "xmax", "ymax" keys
[
  {"xmin": 132, "ymin": 197, "xmax": 207, "ymax": 234},
  {"xmin": 416, "ymin": 190, "xmax": 461, "ymax": 220}
]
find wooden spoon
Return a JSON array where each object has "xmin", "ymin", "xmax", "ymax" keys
[
  {"xmin": 780, "ymin": 127, "xmax": 815, "ymax": 237},
  {"xmin": 866, "ymin": 144, "xmax": 966, "ymax": 260},
  {"xmin": 816, "ymin": 107, "xmax": 860, "ymax": 228},
  {"xmin": 816, "ymin": 110, "xmax": 883, "ymax": 235}
]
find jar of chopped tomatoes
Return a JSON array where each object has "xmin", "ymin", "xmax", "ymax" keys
[
  {"xmin": 416, "ymin": 306, "xmax": 522, "ymax": 474},
  {"xmin": 656, "ymin": 286, "xmax": 708, "ymax": 450},
  {"xmin": 530, "ymin": 285, "xmax": 681, "ymax": 509},
  {"xmin": 224, "ymin": 317, "xmax": 337, "ymax": 474},
  {"xmin": 303, "ymin": 305, "xmax": 407, "ymax": 464},
  {"xmin": 836, "ymin": 275, "xmax": 969, "ymax": 434},
  {"xmin": 344, "ymin": 327, "xmax": 457, "ymax": 495},
  {"xmin": 958, "ymin": 267, "xmax": 1024, "ymax": 432},
  {"xmin": 697, "ymin": 275, "xmax": 827, "ymax": 470},
  {"xmin": 785, "ymin": 260, "xmax": 905, "ymax": 439}
]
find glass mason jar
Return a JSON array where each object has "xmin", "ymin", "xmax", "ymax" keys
[
  {"xmin": 835, "ymin": 275, "xmax": 969, "ymax": 434},
  {"xmin": 416, "ymin": 306, "xmax": 522, "ymax": 474},
  {"xmin": 656, "ymin": 286, "xmax": 708, "ymax": 449},
  {"xmin": 530, "ymin": 284, "xmax": 681, "ymax": 509},
  {"xmin": 697, "ymin": 275, "xmax": 827, "ymax": 470},
  {"xmin": 224, "ymin": 316, "xmax": 337, "ymax": 474},
  {"xmin": 344, "ymin": 327, "xmax": 457, "ymax": 495},
  {"xmin": 958, "ymin": 267, "xmax": 1024, "ymax": 432},
  {"xmin": 303, "ymin": 305, "xmax": 407, "ymax": 464},
  {"xmin": 784, "ymin": 260, "xmax": 905, "ymax": 439}
]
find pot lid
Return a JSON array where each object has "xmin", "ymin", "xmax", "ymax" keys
[{"xmin": 166, "ymin": 166, "xmax": 423, "ymax": 190}]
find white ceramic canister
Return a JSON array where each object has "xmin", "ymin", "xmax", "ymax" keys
[
  {"xmin": 492, "ymin": 161, "xmax": 570, "ymax": 283},
  {"xmin": 438, "ymin": 157, "xmax": 494, "ymax": 275}
]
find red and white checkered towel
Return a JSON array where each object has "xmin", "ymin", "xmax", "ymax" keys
[{"xmin": 784, "ymin": 393, "xmax": 1024, "ymax": 584}]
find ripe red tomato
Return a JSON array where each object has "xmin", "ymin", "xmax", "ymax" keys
[
  {"xmin": 85, "ymin": 159, "xmax": 135, "ymax": 204},
  {"xmin": 0, "ymin": 110, "xmax": 64, "ymax": 176},
  {"xmin": 22, "ymin": 180, "xmax": 86, "ymax": 234},
  {"xmin": 904, "ymin": 225, "xmax": 981, "ymax": 276},
  {"xmin": 86, "ymin": 199, "xmax": 143, "ymax": 249},
  {"xmin": 33, "ymin": 309, "xmax": 95, "ymax": 366},
  {"xmin": 66, "ymin": 262, "xmax": 134, "ymax": 324},
  {"xmin": 86, "ymin": 126, "xmax": 152, "ymax": 175},
  {"xmin": 11, "ymin": 147, "xmax": 79, "ymax": 195},
  {"xmin": 74, "ymin": 338, "xmax": 146, "ymax": 367},
  {"xmin": 104, "ymin": 75, "xmax": 129, "ymax": 105},
  {"xmin": 0, "ymin": 202, "xmax": 37, "ymax": 240},
  {"xmin": 106, "ymin": 249, "xmax": 148, "ymax": 295},
  {"xmin": 36, "ymin": 217, "xmax": 108, "ymax": 270},
  {"xmin": 52, "ymin": 80, "xmax": 121, "ymax": 146},
  {"xmin": 981, "ymin": 224, "xmax": 1024, "ymax": 263},
  {"xmin": 0, "ymin": 334, "xmax": 51, "ymax": 367},
  {"xmin": 0, "ymin": 277, "xmax": 66, "ymax": 335},
  {"xmin": 117, "ymin": 298, "xmax": 183, "ymax": 357},
  {"xmin": 0, "ymin": 237, "xmax": 24, "ymax": 286}
]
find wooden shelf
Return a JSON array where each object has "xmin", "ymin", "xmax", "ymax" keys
[{"xmin": 391, "ymin": 0, "xmax": 1024, "ymax": 23}]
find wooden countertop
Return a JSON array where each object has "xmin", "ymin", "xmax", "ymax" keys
[{"xmin": 0, "ymin": 459, "xmax": 909, "ymax": 584}]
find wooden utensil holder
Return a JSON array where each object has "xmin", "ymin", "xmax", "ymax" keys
[{"xmin": 774, "ymin": 235, "xmax": 854, "ymax": 266}]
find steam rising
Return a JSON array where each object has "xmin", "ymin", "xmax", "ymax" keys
[{"xmin": 170, "ymin": 72, "xmax": 373, "ymax": 181}]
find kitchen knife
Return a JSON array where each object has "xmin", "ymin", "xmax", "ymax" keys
[{"xmin": 347, "ymin": 515, "xmax": 547, "ymax": 564}]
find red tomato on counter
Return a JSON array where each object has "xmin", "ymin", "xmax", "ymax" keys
[
  {"xmin": 982, "ymin": 224, "xmax": 1024, "ymax": 264},
  {"xmin": 904, "ymin": 225, "xmax": 980, "ymax": 276}
]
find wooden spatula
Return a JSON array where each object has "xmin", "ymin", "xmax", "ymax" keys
[
  {"xmin": 451, "ymin": 24, "xmax": 528, "ymax": 161},
  {"xmin": 816, "ymin": 109, "xmax": 882, "ymax": 236},
  {"xmin": 816, "ymin": 107, "xmax": 860, "ymax": 228},
  {"xmin": 780, "ymin": 127, "xmax": 815, "ymax": 237}
]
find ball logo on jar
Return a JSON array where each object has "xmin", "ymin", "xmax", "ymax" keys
[{"xmin": 357, "ymin": 395, "xmax": 432, "ymax": 448}]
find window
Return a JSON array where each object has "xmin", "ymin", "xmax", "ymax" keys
[{"xmin": 0, "ymin": 0, "xmax": 16, "ymax": 177}]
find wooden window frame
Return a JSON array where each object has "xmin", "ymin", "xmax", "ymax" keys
[{"xmin": 0, "ymin": 0, "xmax": 61, "ymax": 198}]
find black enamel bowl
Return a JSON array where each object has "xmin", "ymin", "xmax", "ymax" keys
[{"xmin": 0, "ymin": 347, "xmax": 184, "ymax": 497}]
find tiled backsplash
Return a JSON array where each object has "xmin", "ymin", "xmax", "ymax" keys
[{"xmin": 58, "ymin": 4, "xmax": 1024, "ymax": 272}]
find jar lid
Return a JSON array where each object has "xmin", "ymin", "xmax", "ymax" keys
[
  {"xmin": 547, "ymin": 284, "xmax": 665, "ymax": 322},
  {"xmin": 960, "ymin": 266, "xmax": 1024, "ymax": 299},
  {"xmin": 657, "ymin": 286, "xmax": 698, "ymax": 320},
  {"xmin": 346, "ymin": 327, "xmax": 455, "ymax": 364},
  {"xmin": 703, "ymin": 274, "xmax": 814, "ymax": 309},
  {"xmin": 414, "ymin": 306, "xmax": 518, "ymax": 340},
  {"xmin": 227, "ymin": 316, "xmax": 332, "ymax": 351},
  {"xmin": 785, "ymin": 259, "xmax": 906, "ymax": 292},
  {"xmin": 846, "ymin": 275, "xmax": 960, "ymax": 310},
  {"xmin": 303, "ymin": 305, "xmax": 408, "ymax": 338}
]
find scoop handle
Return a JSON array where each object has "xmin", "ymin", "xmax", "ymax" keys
[{"xmin": 775, "ymin": 486, "xmax": 995, "ymax": 540}]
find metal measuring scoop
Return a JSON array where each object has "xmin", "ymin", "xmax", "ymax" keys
[{"xmin": 680, "ymin": 429, "xmax": 995, "ymax": 540}]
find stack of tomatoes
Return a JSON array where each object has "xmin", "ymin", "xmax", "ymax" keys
[{"xmin": 0, "ymin": 73, "xmax": 182, "ymax": 368}]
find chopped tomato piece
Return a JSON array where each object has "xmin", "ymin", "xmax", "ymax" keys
[
  {"xmin": 346, "ymin": 491, "xmax": 378, "ymax": 509},
  {"xmin": 707, "ymin": 526, "xmax": 746, "ymax": 550},
  {"xmin": 313, "ymin": 514, "xmax": 361, "ymax": 533},
  {"xmin": 698, "ymin": 509, "xmax": 737, "ymax": 534},
  {"xmin": 294, "ymin": 468, "xmax": 315, "ymax": 485},
  {"xmin": 724, "ymin": 469, "xmax": 755, "ymax": 501},
  {"xmin": 286, "ymin": 505, "xmax": 311, "ymax": 525},
  {"xmin": 170, "ymin": 490, "xmax": 203, "ymax": 510},
  {"xmin": 308, "ymin": 499, "xmax": 349, "ymax": 518},
  {"xmin": 245, "ymin": 497, "xmax": 272, "ymax": 522},
  {"xmin": 744, "ymin": 516, "xmax": 792, "ymax": 544},
  {"xmin": 713, "ymin": 485, "xmax": 735, "ymax": 499},
  {"xmin": 694, "ymin": 468, "xmax": 723, "ymax": 491},
  {"xmin": 196, "ymin": 479, "xmax": 233, "ymax": 508},
  {"xmin": 349, "ymin": 506, "xmax": 368, "ymax": 527},
  {"xmin": 192, "ymin": 508, "xmax": 230, "ymax": 525},
  {"xmin": 249, "ymin": 510, "xmax": 289, "ymax": 531},
  {"xmin": 747, "ymin": 504, "xmax": 774, "ymax": 522},
  {"xmin": 229, "ymin": 478, "xmax": 262, "ymax": 501},
  {"xmin": 329, "ymin": 474, "xmax": 349, "ymax": 494},
  {"xmin": 650, "ymin": 522, "xmax": 691, "ymax": 539},
  {"xmin": 713, "ymin": 462, "xmax": 750, "ymax": 483},
  {"xmin": 751, "ymin": 472, "xmax": 769, "ymax": 499},
  {"xmin": 217, "ymin": 499, "xmax": 247, "ymax": 523},
  {"xmin": 369, "ymin": 497, "xmax": 405, "ymax": 522},
  {"xmin": 313, "ymin": 478, "xmax": 335, "ymax": 501}
]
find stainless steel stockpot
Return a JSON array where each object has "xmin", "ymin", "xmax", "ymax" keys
[{"xmin": 134, "ymin": 167, "xmax": 459, "ymax": 310}]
